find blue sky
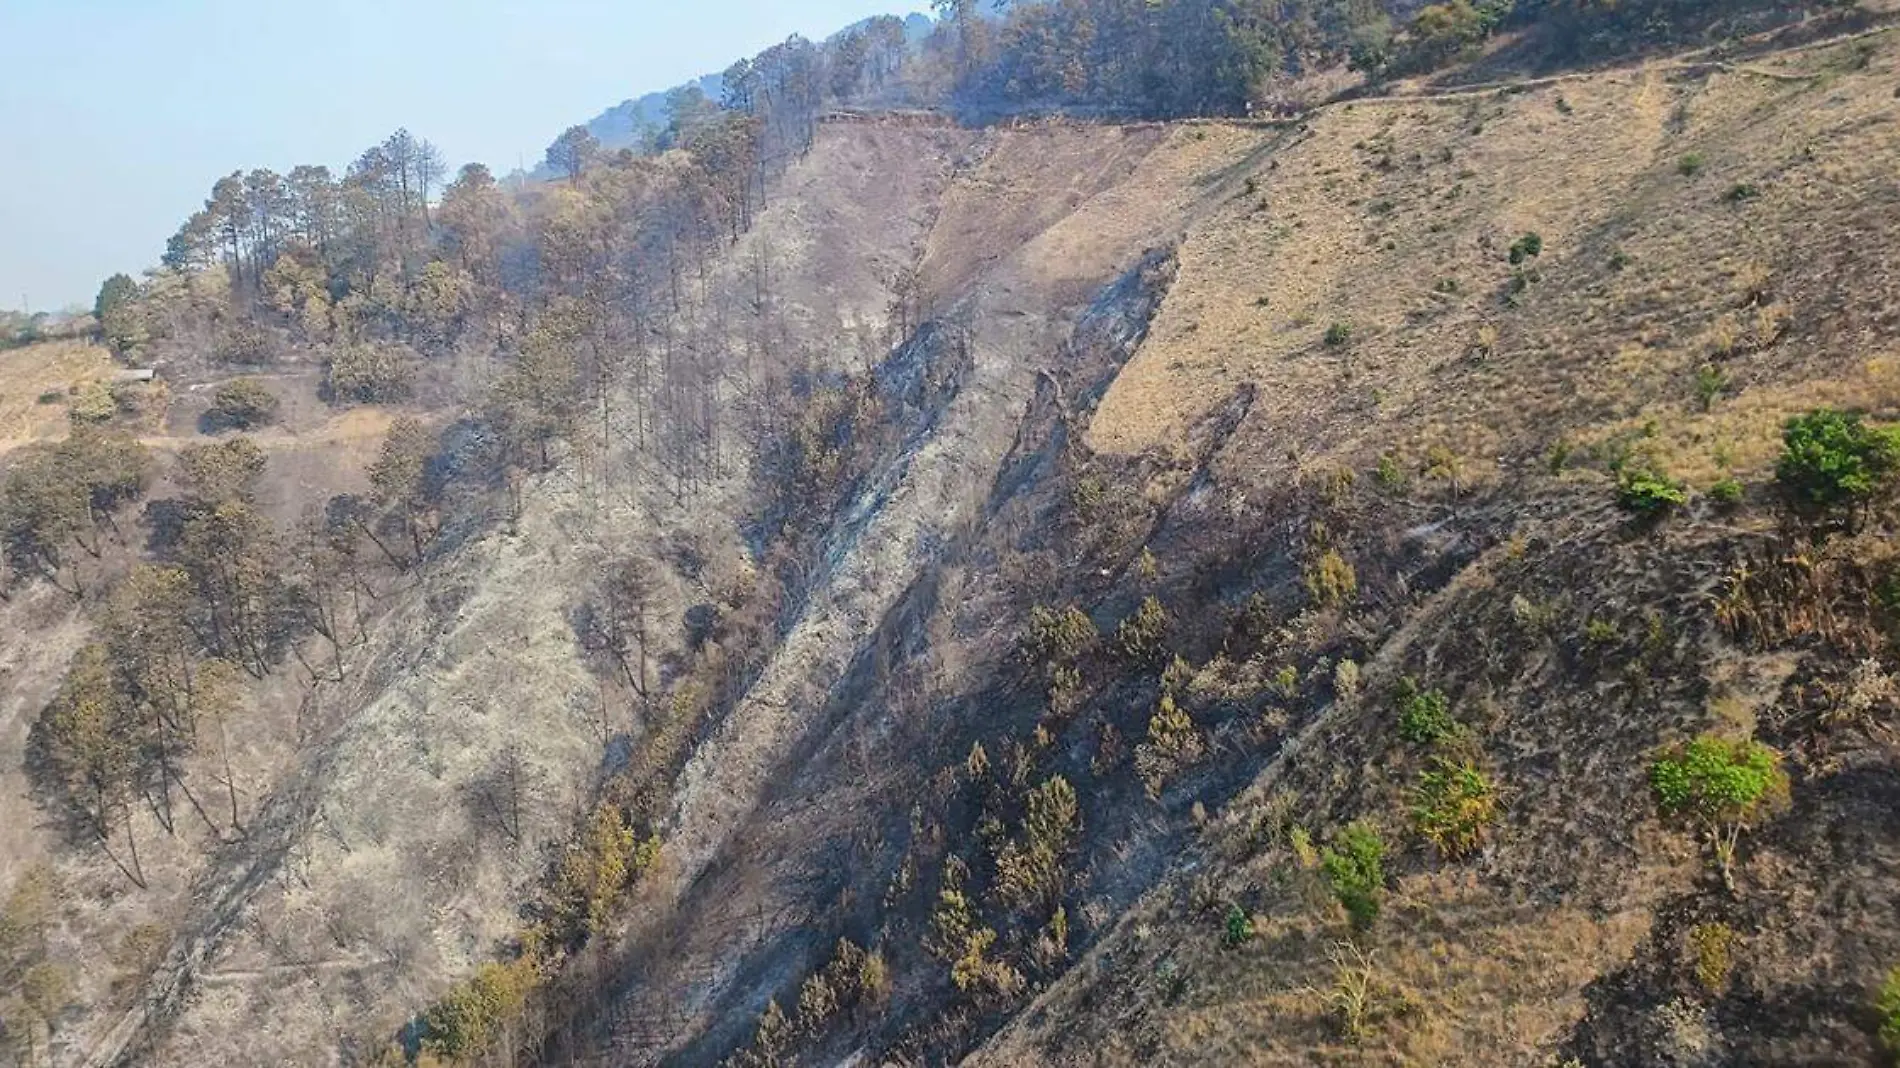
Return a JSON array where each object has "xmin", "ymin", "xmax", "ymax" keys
[{"xmin": 0, "ymin": 1, "xmax": 925, "ymax": 311}]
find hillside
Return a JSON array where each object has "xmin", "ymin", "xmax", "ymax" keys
[{"xmin": 4, "ymin": 4, "xmax": 1900, "ymax": 1068}]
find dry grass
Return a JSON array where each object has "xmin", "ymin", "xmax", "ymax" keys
[
  {"xmin": 0, "ymin": 339, "xmax": 119, "ymax": 453},
  {"xmin": 1087, "ymin": 32, "xmax": 1900, "ymax": 501},
  {"xmin": 974, "ymin": 866, "xmax": 1658, "ymax": 1067}
]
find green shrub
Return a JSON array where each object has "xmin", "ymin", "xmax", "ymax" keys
[
  {"xmin": 549, "ymin": 803, "xmax": 660, "ymax": 939},
  {"xmin": 1395, "ymin": 677, "xmax": 1456, "ymax": 745},
  {"xmin": 1115, "ymin": 595, "xmax": 1171, "ymax": 665},
  {"xmin": 212, "ymin": 322, "xmax": 272, "ymax": 365},
  {"xmin": 1222, "ymin": 904, "xmax": 1255, "ymax": 947},
  {"xmin": 1709, "ymin": 476, "xmax": 1743, "ymax": 506},
  {"xmin": 1689, "ymin": 922, "xmax": 1735, "ymax": 992},
  {"xmin": 797, "ymin": 972, "xmax": 839, "ymax": 1030},
  {"xmin": 1305, "ymin": 548, "xmax": 1358, "ymax": 609},
  {"xmin": 1608, "ymin": 249, "xmax": 1632, "ymax": 271},
  {"xmin": 1878, "ymin": 965, "xmax": 1900, "ymax": 1054},
  {"xmin": 1321, "ymin": 821, "xmax": 1387, "ymax": 929},
  {"xmin": 1617, "ymin": 468, "xmax": 1687, "ymax": 514},
  {"xmin": 1677, "ymin": 153, "xmax": 1705, "ymax": 176},
  {"xmin": 1070, "ymin": 475, "xmax": 1106, "ymax": 517},
  {"xmin": 1023, "ymin": 604, "xmax": 1097, "ymax": 666},
  {"xmin": 69, "ymin": 381, "xmax": 117, "ymax": 424},
  {"xmin": 1136, "ymin": 693, "xmax": 1205, "ymax": 798},
  {"xmin": 1776, "ymin": 408, "xmax": 1900, "ymax": 509},
  {"xmin": 1324, "ymin": 322, "xmax": 1353, "ymax": 347},
  {"xmin": 1507, "ymin": 232, "xmax": 1543, "ymax": 264},
  {"xmin": 1375, "ymin": 452, "xmax": 1407, "ymax": 489},
  {"xmin": 206, "ymin": 377, "xmax": 280, "ymax": 431},
  {"xmin": 1693, "ymin": 363, "xmax": 1727, "ymax": 411},
  {"xmin": 422, "ymin": 957, "xmax": 539, "ymax": 1059},
  {"xmin": 1410, "ymin": 758, "xmax": 1497, "ymax": 858},
  {"xmin": 1651, "ymin": 734, "xmax": 1789, "ymax": 890},
  {"xmin": 1724, "ymin": 182, "xmax": 1759, "ymax": 203},
  {"xmin": 325, "ymin": 343, "xmax": 416, "ymax": 404}
]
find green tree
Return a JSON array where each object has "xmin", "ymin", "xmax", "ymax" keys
[
  {"xmin": 40, "ymin": 645, "xmax": 146, "ymax": 886},
  {"xmin": 94, "ymin": 273, "xmax": 145, "ymax": 356},
  {"xmin": 1115, "ymin": 595, "xmax": 1171, "ymax": 664},
  {"xmin": 176, "ymin": 499, "xmax": 279, "ymax": 676},
  {"xmin": 1410, "ymin": 758, "xmax": 1498, "ymax": 858},
  {"xmin": 1617, "ymin": 467, "xmax": 1688, "ymax": 515},
  {"xmin": 205, "ymin": 378, "xmax": 280, "ymax": 431},
  {"xmin": 1878, "ymin": 964, "xmax": 1900, "ymax": 1056},
  {"xmin": 101, "ymin": 565, "xmax": 203, "ymax": 834},
  {"xmin": 1776, "ymin": 408, "xmax": 1900, "ymax": 511},
  {"xmin": 1, "ymin": 430, "xmax": 151, "ymax": 593},
  {"xmin": 325, "ymin": 343, "xmax": 416, "ymax": 404},
  {"xmin": 1321, "ymin": 821, "xmax": 1387, "ymax": 929},
  {"xmin": 437, "ymin": 162, "xmax": 511, "ymax": 288},
  {"xmin": 545, "ymin": 125, "xmax": 601, "ymax": 183},
  {"xmin": 422, "ymin": 957, "xmax": 538, "ymax": 1060},
  {"xmin": 1395, "ymin": 677, "xmax": 1457, "ymax": 744},
  {"xmin": 490, "ymin": 324, "xmax": 582, "ymax": 471},
  {"xmin": 550, "ymin": 802, "xmax": 660, "ymax": 939},
  {"xmin": 1135, "ymin": 692, "xmax": 1205, "ymax": 798},
  {"xmin": 995, "ymin": 775, "xmax": 1082, "ymax": 910},
  {"xmin": 179, "ymin": 437, "xmax": 266, "ymax": 504},
  {"xmin": 367, "ymin": 416, "xmax": 437, "ymax": 567},
  {"xmin": 1651, "ymin": 735, "xmax": 1789, "ymax": 890}
]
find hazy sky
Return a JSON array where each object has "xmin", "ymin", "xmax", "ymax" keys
[{"xmin": 0, "ymin": 1, "xmax": 924, "ymax": 311}]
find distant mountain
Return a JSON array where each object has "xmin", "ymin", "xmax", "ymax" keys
[
  {"xmin": 562, "ymin": 12, "xmax": 934, "ymax": 159},
  {"xmin": 584, "ymin": 72, "xmax": 728, "ymax": 155}
]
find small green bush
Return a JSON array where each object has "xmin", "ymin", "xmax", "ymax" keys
[
  {"xmin": 1776, "ymin": 408, "xmax": 1900, "ymax": 509},
  {"xmin": 1304, "ymin": 548, "xmax": 1358, "ymax": 609},
  {"xmin": 1677, "ymin": 152, "xmax": 1705, "ymax": 176},
  {"xmin": 422, "ymin": 958, "xmax": 539, "ymax": 1059},
  {"xmin": 69, "ymin": 381, "xmax": 117, "ymax": 424},
  {"xmin": 1652, "ymin": 734, "xmax": 1789, "ymax": 889},
  {"xmin": 1410, "ymin": 759, "xmax": 1497, "ymax": 858},
  {"xmin": 1223, "ymin": 904, "xmax": 1255, "ymax": 947},
  {"xmin": 1584, "ymin": 617, "xmax": 1619, "ymax": 646},
  {"xmin": 1070, "ymin": 475, "xmax": 1106, "ymax": 516},
  {"xmin": 1689, "ymin": 922, "xmax": 1735, "ymax": 992},
  {"xmin": 1324, "ymin": 322, "xmax": 1353, "ymax": 347},
  {"xmin": 1878, "ymin": 965, "xmax": 1900, "ymax": 1054},
  {"xmin": 1115, "ymin": 595, "xmax": 1171, "ymax": 665},
  {"xmin": 1693, "ymin": 363, "xmax": 1726, "ymax": 411},
  {"xmin": 1024, "ymin": 604, "xmax": 1097, "ymax": 666},
  {"xmin": 1321, "ymin": 821, "xmax": 1387, "ymax": 929},
  {"xmin": 1709, "ymin": 476, "xmax": 1744, "ymax": 506},
  {"xmin": 206, "ymin": 377, "xmax": 280, "ymax": 431},
  {"xmin": 1374, "ymin": 452, "xmax": 1407, "ymax": 489},
  {"xmin": 1395, "ymin": 677, "xmax": 1456, "ymax": 745},
  {"xmin": 326, "ymin": 343, "xmax": 416, "ymax": 404},
  {"xmin": 1507, "ymin": 232, "xmax": 1543, "ymax": 264},
  {"xmin": 1724, "ymin": 182, "xmax": 1760, "ymax": 203},
  {"xmin": 1617, "ymin": 468, "xmax": 1687, "ymax": 514}
]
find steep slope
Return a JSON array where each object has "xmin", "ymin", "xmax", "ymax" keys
[
  {"xmin": 966, "ymin": 24, "xmax": 1900, "ymax": 1068},
  {"xmin": 543, "ymin": 120, "xmax": 1279, "ymax": 1065},
  {"xmin": 5, "ymin": 15, "xmax": 1900, "ymax": 1068}
]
